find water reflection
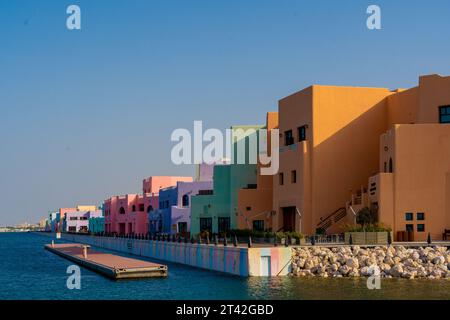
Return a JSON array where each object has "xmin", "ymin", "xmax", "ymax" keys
[{"xmin": 246, "ymin": 276, "xmax": 450, "ymax": 300}]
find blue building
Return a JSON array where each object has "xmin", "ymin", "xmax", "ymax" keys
[{"xmin": 149, "ymin": 186, "xmax": 178, "ymax": 235}]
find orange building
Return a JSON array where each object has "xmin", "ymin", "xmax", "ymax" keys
[
  {"xmin": 237, "ymin": 112, "xmax": 279, "ymax": 231},
  {"xmin": 270, "ymin": 74, "xmax": 450, "ymax": 241}
]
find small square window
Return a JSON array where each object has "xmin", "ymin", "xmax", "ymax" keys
[
  {"xmin": 417, "ymin": 212, "xmax": 425, "ymax": 221},
  {"xmin": 279, "ymin": 173, "xmax": 284, "ymax": 186},
  {"xmin": 405, "ymin": 212, "xmax": 413, "ymax": 221},
  {"xmin": 417, "ymin": 224, "xmax": 425, "ymax": 232},
  {"xmin": 246, "ymin": 206, "xmax": 252, "ymax": 211},
  {"xmin": 406, "ymin": 224, "xmax": 414, "ymax": 232},
  {"xmin": 291, "ymin": 170, "xmax": 297, "ymax": 183}
]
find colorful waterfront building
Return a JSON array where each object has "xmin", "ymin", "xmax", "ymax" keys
[
  {"xmin": 47, "ymin": 211, "xmax": 58, "ymax": 232},
  {"xmin": 58, "ymin": 206, "xmax": 98, "ymax": 232},
  {"xmin": 89, "ymin": 216, "xmax": 105, "ymax": 234},
  {"xmin": 149, "ymin": 177, "xmax": 213, "ymax": 236},
  {"xmin": 271, "ymin": 74, "xmax": 450, "ymax": 241},
  {"xmin": 104, "ymin": 176, "xmax": 192, "ymax": 235},
  {"xmin": 237, "ymin": 112, "xmax": 279, "ymax": 232},
  {"xmin": 66, "ymin": 210, "xmax": 102, "ymax": 233},
  {"xmin": 190, "ymin": 125, "xmax": 263, "ymax": 235}
]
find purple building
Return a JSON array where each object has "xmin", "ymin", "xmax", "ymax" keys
[{"xmin": 66, "ymin": 210, "xmax": 103, "ymax": 233}]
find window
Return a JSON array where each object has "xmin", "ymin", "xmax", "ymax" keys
[
  {"xmin": 246, "ymin": 206, "xmax": 252, "ymax": 211},
  {"xmin": 405, "ymin": 212, "xmax": 413, "ymax": 221},
  {"xmin": 406, "ymin": 224, "xmax": 414, "ymax": 232},
  {"xmin": 200, "ymin": 218, "xmax": 212, "ymax": 233},
  {"xmin": 417, "ymin": 224, "xmax": 425, "ymax": 232},
  {"xmin": 279, "ymin": 173, "xmax": 284, "ymax": 186},
  {"xmin": 147, "ymin": 205, "xmax": 153, "ymax": 213},
  {"xmin": 178, "ymin": 222, "xmax": 187, "ymax": 234},
  {"xmin": 182, "ymin": 194, "xmax": 189, "ymax": 207},
  {"xmin": 439, "ymin": 106, "xmax": 450, "ymax": 124},
  {"xmin": 139, "ymin": 204, "xmax": 145, "ymax": 212},
  {"xmin": 218, "ymin": 217, "xmax": 230, "ymax": 234},
  {"xmin": 285, "ymin": 130, "xmax": 294, "ymax": 146},
  {"xmin": 291, "ymin": 170, "xmax": 297, "ymax": 183},
  {"xmin": 389, "ymin": 158, "xmax": 393, "ymax": 173},
  {"xmin": 253, "ymin": 220, "xmax": 264, "ymax": 232},
  {"xmin": 132, "ymin": 205, "xmax": 136, "ymax": 212},
  {"xmin": 298, "ymin": 126, "xmax": 306, "ymax": 142},
  {"xmin": 417, "ymin": 212, "xmax": 425, "ymax": 221},
  {"xmin": 119, "ymin": 207, "xmax": 125, "ymax": 214}
]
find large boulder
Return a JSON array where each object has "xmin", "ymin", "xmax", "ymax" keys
[
  {"xmin": 390, "ymin": 264, "xmax": 404, "ymax": 277},
  {"xmin": 346, "ymin": 258, "xmax": 359, "ymax": 269}
]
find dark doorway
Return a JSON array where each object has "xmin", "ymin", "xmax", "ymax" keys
[
  {"xmin": 119, "ymin": 223, "xmax": 126, "ymax": 235},
  {"xmin": 282, "ymin": 207, "xmax": 296, "ymax": 232},
  {"xmin": 200, "ymin": 218, "xmax": 213, "ymax": 234}
]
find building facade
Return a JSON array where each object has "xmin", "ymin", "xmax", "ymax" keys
[
  {"xmin": 104, "ymin": 176, "xmax": 192, "ymax": 235},
  {"xmin": 66, "ymin": 210, "xmax": 102, "ymax": 233},
  {"xmin": 237, "ymin": 112, "xmax": 279, "ymax": 232},
  {"xmin": 89, "ymin": 216, "xmax": 105, "ymax": 234},
  {"xmin": 272, "ymin": 74, "xmax": 450, "ymax": 241},
  {"xmin": 149, "ymin": 179, "xmax": 213, "ymax": 235},
  {"xmin": 190, "ymin": 125, "xmax": 263, "ymax": 235}
]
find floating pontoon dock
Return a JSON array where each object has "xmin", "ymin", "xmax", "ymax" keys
[{"xmin": 45, "ymin": 243, "xmax": 168, "ymax": 279}]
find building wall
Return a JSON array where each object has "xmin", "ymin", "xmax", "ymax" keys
[
  {"xmin": 274, "ymin": 85, "xmax": 393, "ymax": 234},
  {"xmin": 238, "ymin": 112, "xmax": 279, "ymax": 231},
  {"xmin": 66, "ymin": 210, "xmax": 102, "ymax": 233},
  {"xmin": 191, "ymin": 165, "xmax": 231, "ymax": 235},
  {"xmin": 375, "ymin": 124, "xmax": 450, "ymax": 241},
  {"xmin": 191, "ymin": 126, "xmax": 262, "ymax": 235},
  {"xmin": 89, "ymin": 217, "xmax": 105, "ymax": 233},
  {"xmin": 171, "ymin": 180, "xmax": 213, "ymax": 235}
]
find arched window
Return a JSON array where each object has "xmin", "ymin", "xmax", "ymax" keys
[
  {"xmin": 182, "ymin": 194, "xmax": 189, "ymax": 207},
  {"xmin": 147, "ymin": 205, "xmax": 153, "ymax": 213},
  {"xmin": 389, "ymin": 158, "xmax": 393, "ymax": 173},
  {"xmin": 132, "ymin": 205, "xmax": 136, "ymax": 212},
  {"xmin": 119, "ymin": 207, "xmax": 125, "ymax": 214}
]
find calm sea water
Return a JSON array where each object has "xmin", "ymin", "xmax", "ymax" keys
[{"xmin": 0, "ymin": 232, "xmax": 449, "ymax": 300}]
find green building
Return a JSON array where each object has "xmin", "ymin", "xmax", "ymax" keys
[
  {"xmin": 190, "ymin": 125, "xmax": 263, "ymax": 235},
  {"xmin": 88, "ymin": 217, "xmax": 105, "ymax": 234}
]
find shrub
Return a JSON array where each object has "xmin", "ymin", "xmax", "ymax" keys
[{"xmin": 342, "ymin": 222, "xmax": 391, "ymax": 233}]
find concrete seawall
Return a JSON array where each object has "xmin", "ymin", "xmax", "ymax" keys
[{"xmin": 39, "ymin": 233, "xmax": 292, "ymax": 277}]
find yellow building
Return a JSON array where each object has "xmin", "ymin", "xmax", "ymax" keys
[{"xmin": 76, "ymin": 205, "xmax": 98, "ymax": 212}]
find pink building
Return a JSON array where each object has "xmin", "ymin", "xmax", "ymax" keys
[
  {"xmin": 66, "ymin": 210, "xmax": 102, "ymax": 233},
  {"xmin": 104, "ymin": 176, "xmax": 192, "ymax": 235}
]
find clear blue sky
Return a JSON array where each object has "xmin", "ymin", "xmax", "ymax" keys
[{"xmin": 1, "ymin": 0, "xmax": 450, "ymax": 225}]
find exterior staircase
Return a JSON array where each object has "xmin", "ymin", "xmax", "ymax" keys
[{"xmin": 316, "ymin": 207, "xmax": 347, "ymax": 233}]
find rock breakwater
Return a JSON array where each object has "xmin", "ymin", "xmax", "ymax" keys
[{"xmin": 292, "ymin": 246, "xmax": 450, "ymax": 279}]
